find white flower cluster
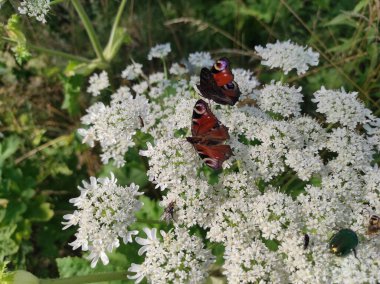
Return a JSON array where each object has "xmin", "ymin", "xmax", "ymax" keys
[
  {"xmin": 73, "ymin": 41, "xmax": 380, "ymax": 283},
  {"xmin": 255, "ymin": 40, "xmax": 319, "ymax": 75},
  {"xmin": 312, "ymin": 87, "xmax": 374, "ymax": 129},
  {"xmin": 188, "ymin": 51, "xmax": 214, "ymax": 68},
  {"xmin": 257, "ymin": 80, "xmax": 303, "ymax": 117},
  {"xmin": 121, "ymin": 62, "xmax": 143, "ymax": 80},
  {"xmin": 147, "ymin": 43, "xmax": 171, "ymax": 60},
  {"xmin": 128, "ymin": 227, "xmax": 214, "ymax": 284},
  {"xmin": 78, "ymin": 86, "xmax": 150, "ymax": 167},
  {"xmin": 137, "ymin": 51, "xmax": 380, "ymax": 283},
  {"xmin": 87, "ymin": 71, "xmax": 110, "ymax": 96},
  {"xmin": 62, "ymin": 173, "xmax": 142, "ymax": 268},
  {"xmin": 18, "ymin": 0, "xmax": 50, "ymax": 24}
]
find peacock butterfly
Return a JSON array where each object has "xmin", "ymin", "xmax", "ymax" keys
[
  {"xmin": 186, "ymin": 99, "xmax": 232, "ymax": 170},
  {"xmin": 196, "ymin": 57, "xmax": 241, "ymax": 106}
]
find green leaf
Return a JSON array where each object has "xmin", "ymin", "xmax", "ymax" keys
[
  {"xmin": 60, "ymin": 75, "xmax": 83, "ymax": 116},
  {"xmin": 0, "ymin": 136, "xmax": 20, "ymax": 167},
  {"xmin": 6, "ymin": 14, "xmax": 31, "ymax": 64},
  {"xmin": 26, "ymin": 202, "xmax": 54, "ymax": 222},
  {"xmin": 56, "ymin": 254, "xmax": 133, "ymax": 283},
  {"xmin": 324, "ymin": 13, "xmax": 356, "ymax": 27}
]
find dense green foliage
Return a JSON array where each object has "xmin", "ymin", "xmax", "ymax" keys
[{"xmin": 0, "ymin": 0, "xmax": 378, "ymax": 282}]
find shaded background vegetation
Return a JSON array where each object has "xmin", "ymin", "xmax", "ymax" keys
[{"xmin": 0, "ymin": 0, "xmax": 379, "ymax": 281}]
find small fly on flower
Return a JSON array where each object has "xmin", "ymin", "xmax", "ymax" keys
[
  {"xmin": 162, "ymin": 201, "xmax": 176, "ymax": 223},
  {"xmin": 303, "ymin": 233, "xmax": 310, "ymax": 250},
  {"xmin": 329, "ymin": 228, "xmax": 358, "ymax": 258},
  {"xmin": 138, "ymin": 116, "xmax": 144, "ymax": 128},
  {"xmin": 363, "ymin": 209, "xmax": 380, "ymax": 236}
]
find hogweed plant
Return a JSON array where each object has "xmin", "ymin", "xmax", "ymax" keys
[
  {"xmin": 57, "ymin": 41, "xmax": 380, "ymax": 284},
  {"xmin": 0, "ymin": 2, "xmax": 378, "ymax": 284}
]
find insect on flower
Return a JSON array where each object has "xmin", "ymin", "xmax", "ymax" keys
[
  {"xmin": 303, "ymin": 233, "xmax": 310, "ymax": 250},
  {"xmin": 162, "ymin": 201, "xmax": 176, "ymax": 223},
  {"xmin": 329, "ymin": 228, "xmax": 358, "ymax": 257},
  {"xmin": 186, "ymin": 99, "xmax": 232, "ymax": 170},
  {"xmin": 138, "ymin": 115, "xmax": 144, "ymax": 128},
  {"xmin": 366, "ymin": 213, "xmax": 380, "ymax": 236},
  {"xmin": 196, "ymin": 57, "xmax": 241, "ymax": 106}
]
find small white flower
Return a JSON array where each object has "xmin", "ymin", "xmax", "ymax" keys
[
  {"xmin": 255, "ymin": 40, "xmax": 319, "ymax": 75},
  {"xmin": 135, "ymin": 228, "xmax": 160, "ymax": 255},
  {"xmin": 121, "ymin": 63, "xmax": 143, "ymax": 80},
  {"xmin": 18, "ymin": 0, "xmax": 50, "ymax": 24},
  {"xmin": 149, "ymin": 72, "xmax": 165, "ymax": 84},
  {"xmin": 169, "ymin": 63, "xmax": 188, "ymax": 75},
  {"xmin": 132, "ymin": 81, "xmax": 149, "ymax": 94},
  {"xmin": 147, "ymin": 43, "xmax": 171, "ymax": 60},
  {"xmin": 62, "ymin": 173, "xmax": 142, "ymax": 268},
  {"xmin": 87, "ymin": 71, "xmax": 110, "ymax": 96},
  {"xmin": 188, "ymin": 51, "xmax": 214, "ymax": 68}
]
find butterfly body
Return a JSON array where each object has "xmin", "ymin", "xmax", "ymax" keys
[
  {"xmin": 187, "ymin": 99, "xmax": 232, "ymax": 170},
  {"xmin": 196, "ymin": 58, "xmax": 241, "ymax": 106}
]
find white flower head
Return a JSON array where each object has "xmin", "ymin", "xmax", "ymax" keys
[
  {"xmin": 18, "ymin": 0, "xmax": 50, "ymax": 24},
  {"xmin": 121, "ymin": 63, "xmax": 143, "ymax": 80},
  {"xmin": 87, "ymin": 71, "xmax": 110, "ymax": 96},
  {"xmin": 169, "ymin": 63, "xmax": 188, "ymax": 75},
  {"xmin": 257, "ymin": 81, "xmax": 303, "ymax": 117},
  {"xmin": 128, "ymin": 227, "xmax": 215, "ymax": 284},
  {"xmin": 188, "ymin": 51, "xmax": 214, "ymax": 68},
  {"xmin": 255, "ymin": 40, "xmax": 319, "ymax": 75},
  {"xmin": 79, "ymin": 87, "xmax": 150, "ymax": 167},
  {"xmin": 147, "ymin": 43, "xmax": 171, "ymax": 60},
  {"xmin": 312, "ymin": 86, "xmax": 373, "ymax": 129},
  {"xmin": 62, "ymin": 173, "xmax": 142, "ymax": 268}
]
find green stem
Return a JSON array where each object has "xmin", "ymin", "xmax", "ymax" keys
[
  {"xmin": 71, "ymin": 0, "xmax": 106, "ymax": 62},
  {"xmin": 50, "ymin": 0, "xmax": 66, "ymax": 5},
  {"xmin": 137, "ymin": 218, "xmax": 165, "ymax": 224},
  {"xmin": 1, "ymin": 36, "xmax": 91, "ymax": 63},
  {"xmin": 40, "ymin": 271, "xmax": 127, "ymax": 284},
  {"xmin": 107, "ymin": 0, "xmax": 128, "ymax": 49},
  {"xmin": 161, "ymin": 57, "xmax": 168, "ymax": 79}
]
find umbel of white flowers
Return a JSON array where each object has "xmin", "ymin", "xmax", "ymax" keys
[
  {"xmin": 18, "ymin": 0, "xmax": 50, "ymax": 24},
  {"xmin": 69, "ymin": 42, "xmax": 380, "ymax": 283},
  {"xmin": 62, "ymin": 173, "xmax": 142, "ymax": 268}
]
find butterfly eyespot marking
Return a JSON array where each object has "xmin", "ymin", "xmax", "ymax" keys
[
  {"xmin": 223, "ymin": 81, "xmax": 237, "ymax": 90},
  {"xmin": 214, "ymin": 61, "xmax": 225, "ymax": 71},
  {"xmin": 194, "ymin": 103, "xmax": 206, "ymax": 114},
  {"xmin": 203, "ymin": 157, "xmax": 218, "ymax": 168}
]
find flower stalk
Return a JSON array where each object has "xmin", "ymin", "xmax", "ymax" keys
[
  {"xmin": 39, "ymin": 271, "xmax": 127, "ymax": 284},
  {"xmin": 71, "ymin": 0, "xmax": 106, "ymax": 62}
]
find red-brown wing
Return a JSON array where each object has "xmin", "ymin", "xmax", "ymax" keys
[
  {"xmin": 220, "ymin": 81, "xmax": 241, "ymax": 106},
  {"xmin": 192, "ymin": 144, "xmax": 233, "ymax": 170},
  {"xmin": 197, "ymin": 68, "xmax": 239, "ymax": 106},
  {"xmin": 190, "ymin": 99, "xmax": 229, "ymax": 141}
]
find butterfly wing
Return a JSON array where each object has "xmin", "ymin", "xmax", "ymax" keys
[
  {"xmin": 197, "ymin": 68, "xmax": 239, "ymax": 106},
  {"xmin": 187, "ymin": 99, "xmax": 232, "ymax": 169},
  {"xmin": 192, "ymin": 144, "xmax": 233, "ymax": 170},
  {"xmin": 190, "ymin": 99, "xmax": 229, "ymax": 142},
  {"xmin": 220, "ymin": 81, "xmax": 241, "ymax": 106}
]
